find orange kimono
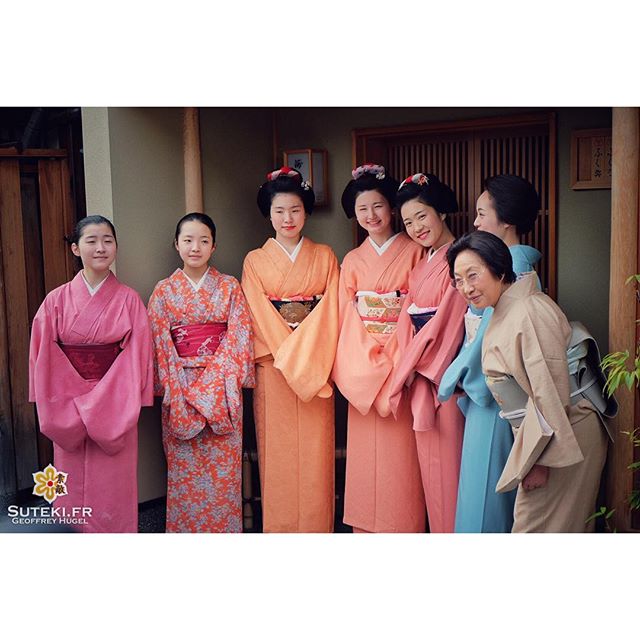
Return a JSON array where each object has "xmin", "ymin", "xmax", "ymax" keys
[
  {"xmin": 389, "ymin": 244, "xmax": 468, "ymax": 533},
  {"xmin": 333, "ymin": 234, "xmax": 426, "ymax": 532},
  {"xmin": 241, "ymin": 237, "xmax": 339, "ymax": 532}
]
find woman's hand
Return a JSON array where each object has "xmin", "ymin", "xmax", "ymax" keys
[{"xmin": 522, "ymin": 464, "xmax": 549, "ymax": 491}]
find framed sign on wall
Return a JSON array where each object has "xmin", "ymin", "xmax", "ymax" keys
[{"xmin": 283, "ymin": 148, "xmax": 329, "ymax": 206}]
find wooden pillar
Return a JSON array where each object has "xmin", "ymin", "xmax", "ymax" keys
[
  {"xmin": 183, "ymin": 107, "xmax": 204, "ymax": 213},
  {"xmin": 607, "ymin": 107, "xmax": 640, "ymax": 532}
]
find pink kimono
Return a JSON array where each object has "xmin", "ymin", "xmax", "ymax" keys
[
  {"xmin": 333, "ymin": 234, "xmax": 426, "ymax": 532},
  {"xmin": 29, "ymin": 271, "xmax": 154, "ymax": 533},
  {"xmin": 389, "ymin": 244, "xmax": 467, "ymax": 533}
]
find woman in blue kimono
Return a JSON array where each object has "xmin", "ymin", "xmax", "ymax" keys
[{"xmin": 438, "ymin": 174, "xmax": 542, "ymax": 533}]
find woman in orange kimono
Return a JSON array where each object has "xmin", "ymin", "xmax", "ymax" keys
[
  {"xmin": 241, "ymin": 167, "xmax": 339, "ymax": 532},
  {"xmin": 148, "ymin": 213, "xmax": 254, "ymax": 533},
  {"xmin": 333, "ymin": 164, "xmax": 425, "ymax": 532},
  {"xmin": 389, "ymin": 174, "xmax": 468, "ymax": 533}
]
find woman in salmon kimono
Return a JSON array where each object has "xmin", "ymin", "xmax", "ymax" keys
[
  {"xmin": 388, "ymin": 174, "xmax": 468, "ymax": 533},
  {"xmin": 148, "ymin": 213, "xmax": 254, "ymax": 533},
  {"xmin": 447, "ymin": 231, "xmax": 608, "ymax": 532},
  {"xmin": 241, "ymin": 167, "xmax": 339, "ymax": 532},
  {"xmin": 333, "ymin": 164, "xmax": 425, "ymax": 533},
  {"xmin": 438, "ymin": 175, "xmax": 542, "ymax": 533},
  {"xmin": 29, "ymin": 215, "xmax": 154, "ymax": 533}
]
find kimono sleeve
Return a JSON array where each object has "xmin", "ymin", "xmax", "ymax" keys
[
  {"xmin": 73, "ymin": 292, "xmax": 154, "ymax": 456},
  {"xmin": 183, "ymin": 279, "xmax": 255, "ymax": 435},
  {"xmin": 332, "ymin": 259, "xmax": 394, "ymax": 416},
  {"xmin": 147, "ymin": 283, "xmax": 174, "ymax": 399},
  {"xmin": 273, "ymin": 250, "xmax": 340, "ymax": 402},
  {"xmin": 495, "ymin": 299, "xmax": 584, "ymax": 492},
  {"xmin": 29, "ymin": 299, "xmax": 87, "ymax": 452}
]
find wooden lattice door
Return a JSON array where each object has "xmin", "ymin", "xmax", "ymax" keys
[{"xmin": 353, "ymin": 113, "xmax": 557, "ymax": 297}]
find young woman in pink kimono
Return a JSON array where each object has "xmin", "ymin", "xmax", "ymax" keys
[
  {"xmin": 333, "ymin": 164, "xmax": 426, "ymax": 533},
  {"xmin": 148, "ymin": 213, "xmax": 254, "ymax": 533},
  {"xmin": 447, "ymin": 231, "xmax": 609, "ymax": 532},
  {"xmin": 29, "ymin": 215, "xmax": 154, "ymax": 533},
  {"xmin": 388, "ymin": 174, "xmax": 468, "ymax": 533},
  {"xmin": 242, "ymin": 167, "xmax": 339, "ymax": 533}
]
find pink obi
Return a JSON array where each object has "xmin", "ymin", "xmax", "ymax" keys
[
  {"xmin": 59, "ymin": 342, "xmax": 121, "ymax": 380},
  {"xmin": 170, "ymin": 322, "xmax": 227, "ymax": 357}
]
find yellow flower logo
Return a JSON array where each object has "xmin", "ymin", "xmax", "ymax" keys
[{"xmin": 32, "ymin": 464, "xmax": 68, "ymax": 504}]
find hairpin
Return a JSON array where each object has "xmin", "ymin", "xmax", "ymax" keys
[
  {"xmin": 398, "ymin": 173, "xmax": 430, "ymax": 190},
  {"xmin": 352, "ymin": 163, "xmax": 386, "ymax": 181},
  {"xmin": 267, "ymin": 166, "xmax": 302, "ymax": 182}
]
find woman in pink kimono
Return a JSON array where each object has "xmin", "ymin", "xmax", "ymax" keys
[
  {"xmin": 389, "ymin": 174, "xmax": 468, "ymax": 533},
  {"xmin": 333, "ymin": 164, "xmax": 426, "ymax": 533},
  {"xmin": 447, "ymin": 231, "xmax": 609, "ymax": 532},
  {"xmin": 29, "ymin": 215, "xmax": 154, "ymax": 533}
]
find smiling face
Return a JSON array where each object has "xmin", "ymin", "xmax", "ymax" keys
[
  {"xmin": 174, "ymin": 220, "xmax": 215, "ymax": 270},
  {"xmin": 354, "ymin": 189, "xmax": 393, "ymax": 241},
  {"xmin": 270, "ymin": 192, "xmax": 306, "ymax": 244},
  {"xmin": 473, "ymin": 190, "xmax": 509, "ymax": 239},
  {"xmin": 71, "ymin": 223, "xmax": 117, "ymax": 273},
  {"xmin": 453, "ymin": 249, "xmax": 505, "ymax": 309},
  {"xmin": 401, "ymin": 198, "xmax": 447, "ymax": 249}
]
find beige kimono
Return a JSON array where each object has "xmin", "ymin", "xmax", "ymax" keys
[{"xmin": 482, "ymin": 273, "xmax": 608, "ymax": 532}]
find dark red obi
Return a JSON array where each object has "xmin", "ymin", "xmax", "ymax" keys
[
  {"xmin": 59, "ymin": 342, "xmax": 121, "ymax": 380},
  {"xmin": 170, "ymin": 322, "xmax": 227, "ymax": 357}
]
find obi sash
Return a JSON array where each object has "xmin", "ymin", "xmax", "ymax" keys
[
  {"xmin": 407, "ymin": 303, "xmax": 438, "ymax": 332},
  {"xmin": 170, "ymin": 322, "xmax": 227, "ymax": 357},
  {"xmin": 356, "ymin": 289, "xmax": 407, "ymax": 335},
  {"xmin": 488, "ymin": 322, "xmax": 616, "ymax": 442},
  {"xmin": 59, "ymin": 342, "xmax": 121, "ymax": 380},
  {"xmin": 270, "ymin": 295, "xmax": 322, "ymax": 328}
]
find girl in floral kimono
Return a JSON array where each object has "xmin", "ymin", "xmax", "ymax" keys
[
  {"xmin": 29, "ymin": 215, "xmax": 154, "ymax": 533},
  {"xmin": 447, "ymin": 231, "xmax": 608, "ymax": 532},
  {"xmin": 438, "ymin": 175, "xmax": 542, "ymax": 533},
  {"xmin": 389, "ymin": 173, "xmax": 468, "ymax": 533},
  {"xmin": 241, "ymin": 167, "xmax": 339, "ymax": 532},
  {"xmin": 333, "ymin": 164, "xmax": 425, "ymax": 533},
  {"xmin": 148, "ymin": 213, "xmax": 254, "ymax": 533}
]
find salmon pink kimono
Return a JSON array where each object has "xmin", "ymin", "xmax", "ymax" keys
[
  {"xmin": 389, "ymin": 244, "xmax": 467, "ymax": 533},
  {"xmin": 241, "ymin": 237, "xmax": 339, "ymax": 532},
  {"xmin": 29, "ymin": 271, "xmax": 154, "ymax": 533},
  {"xmin": 148, "ymin": 268, "xmax": 254, "ymax": 533},
  {"xmin": 333, "ymin": 233, "xmax": 426, "ymax": 532}
]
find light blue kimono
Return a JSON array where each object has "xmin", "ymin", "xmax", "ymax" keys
[{"xmin": 438, "ymin": 244, "xmax": 542, "ymax": 533}]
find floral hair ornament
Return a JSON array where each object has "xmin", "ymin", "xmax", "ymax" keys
[
  {"xmin": 266, "ymin": 166, "xmax": 302, "ymax": 182},
  {"xmin": 352, "ymin": 163, "xmax": 386, "ymax": 181},
  {"xmin": 398, "ymin": 173, "xmax": 430, "ymax": 191},
  {"xmin": 266, "ymin": 166, "xmax": 312, "ymax": 191}
]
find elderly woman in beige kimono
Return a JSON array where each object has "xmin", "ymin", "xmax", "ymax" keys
[{"xmin": 446, "ymin": 231, "xmax": 608, "ymax": 532}]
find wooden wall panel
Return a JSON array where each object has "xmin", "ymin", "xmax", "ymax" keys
[
  {"xmin": 0, "ymin": 160, "xmax": 39, "ymax": 491},
  {"xmin": 38, "ymin": 160, "xmax": 73, "ymax": 293}
]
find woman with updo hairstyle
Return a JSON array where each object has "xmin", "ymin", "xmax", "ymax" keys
[
  {"xmin": 447, "ymin": 231, "xmax": 609, "ymax": 532},
  {"xmin": 242, "ymin": 167, "xmax": 339, "ymax": 533},
  {"xmin": 148, "ymin": 212, "xmax": 254, "ymax": 533},
  {"xmin": 474, "ymin": 174, "xmax": 542, "ymax": 278},
  {"xmin": 332, "ymin": 164, "xmax": 425, "ymax": 533},
  {"xmin": 437, "ymin": 176, "xmax": 542, "ymax": 533},
  {"xmin": 388, "ymin": 173, "xmax": 468, "ymax": 533},
  {"xmin": 29, "ymin": 215, "xmax": 154, "ymax": 533}
]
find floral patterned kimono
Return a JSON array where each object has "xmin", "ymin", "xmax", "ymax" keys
[{"xmin": 148, "ymin": 267, "xmax": 254, "ymax": 533}]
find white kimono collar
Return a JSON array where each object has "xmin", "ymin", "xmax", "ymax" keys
[
  {"xmin": 81, "ymin": 270, "xmax": 111, "ymax": 296},
  {"xmin": 273, "ymin": 236, "xmax": 304, "ymax": 262},
  {"xmin": 368, "ymin": 233, "xmax": 399, "ymax": 256}
]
